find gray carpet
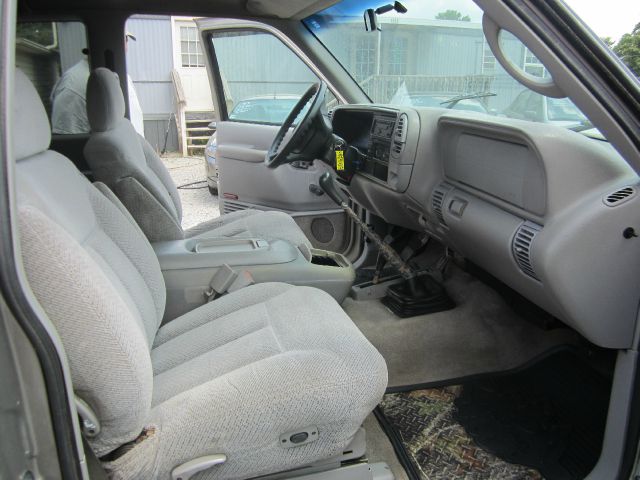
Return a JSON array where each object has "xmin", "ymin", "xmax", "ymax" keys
[
  {"xmin": 345, "ymin": 264, "xmax": 581, "ymax": 388},
  {"xmin": 363, "ymin": 414, "xmax": 409, "ymax": 480}
]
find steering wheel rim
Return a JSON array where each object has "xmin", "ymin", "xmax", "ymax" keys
[{"xmin": 265, "ymin": 82, "xmax": 327, "ymax": 169}]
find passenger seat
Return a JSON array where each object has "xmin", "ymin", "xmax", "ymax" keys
[{"xmin": 13, "ymin": 69, "xmax": 387, "ymax": 479}]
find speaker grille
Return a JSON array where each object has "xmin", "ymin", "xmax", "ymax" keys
[{"xmin": 311, "ymin": 217, "xmax": 335, "ymax": 244}]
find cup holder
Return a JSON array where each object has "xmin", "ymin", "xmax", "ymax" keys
[
  {"xmin": 309, "ymin": 249, "xmax": 350, "ymax": 268},
  {"xmin": 311, "ymin": 255, "xmax": 341, "ymax": 267}
]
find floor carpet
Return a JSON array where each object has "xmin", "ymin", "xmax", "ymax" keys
[
  {"xmin": 376, "ymin": 350, "xmax": 612, "ymax": 480},
  {"xmin": 345, "ymin": 264, "xmax": 582, "ymax": 388}
]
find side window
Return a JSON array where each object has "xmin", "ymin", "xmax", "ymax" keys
[
  {"xmin": 209, "ymin": 30, "xmax": 335, "ymax": 125},
  {"xmin": 16, "ymin": 22, "xmax": 89, "ymax": 134}
]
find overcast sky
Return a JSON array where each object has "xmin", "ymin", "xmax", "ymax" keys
[{"xmin": 387, "ymin": 0, "xmax": 639, "ymax": 42}]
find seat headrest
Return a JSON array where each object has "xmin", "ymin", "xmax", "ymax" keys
[
  {"xmin": 14, "ymin": 69, "xmax": 51, "ymax": 160},
  {"xmin": 86, "ymin": 67, "xmax": 126, "ymax": 132}
]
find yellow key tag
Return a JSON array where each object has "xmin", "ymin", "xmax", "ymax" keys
[{"xmin": 335, "ymin": 149, "xmax": 345, "ymax": 171}]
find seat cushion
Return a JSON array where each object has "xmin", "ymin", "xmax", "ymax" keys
[
  {"xmin": 185, "ymin": 209, "xmax": 312, "ymax": 249},
  {"xmin": 105, "ymin": 283, "xmax": 387, "ymax": 480}
]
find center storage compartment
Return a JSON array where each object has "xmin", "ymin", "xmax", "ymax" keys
[
  {"xmin": 311, "ymin": 255, "xmax": 340, "ymax": 267},
  {"xmin": 155, "ymin": 239, "xmax": 356, "ymax": 321}
]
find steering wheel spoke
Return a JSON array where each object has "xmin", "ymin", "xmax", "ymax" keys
[{"xmin": 265, "ymin": 82, "xmax": 333, "ymax": 169}]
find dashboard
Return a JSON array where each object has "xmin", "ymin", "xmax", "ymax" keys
[
  {"xmin": 331, "ymin": 107, "xmax": 417, "ymax": 192},
  {"xmin": 331, "ymin": 104, "xmax": 640, "ymax": 350}
]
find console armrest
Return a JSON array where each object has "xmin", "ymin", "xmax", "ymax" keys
[{"xmin": 153, "ymin": 238, "xmax": 299, "ymax": 271}]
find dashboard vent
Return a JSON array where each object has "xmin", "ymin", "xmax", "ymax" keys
[
  {"xmin": 603, "ymin": 186, "xmax": 636, "ymax": 206},
  {"xmin": 512, "ymin": 221, "xmax": 542, "ymax": 280},
  {"xmin": 431, "ymin": 183, "xmax": 453, "ymax": 226},
  {"xmin": 391, "ymin": 113, "xmax": 408, "ymax": 157},
  {"xmin": 327, "ymin": 108, "xmax": 334, "ymax": 121}
]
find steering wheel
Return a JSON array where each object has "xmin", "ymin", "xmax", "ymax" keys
[{"xmin": 265, "ymin": 82, "xmax": 333, "ymax": 169}]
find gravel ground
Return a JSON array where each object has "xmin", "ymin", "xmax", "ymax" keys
[{"xmin": 161, "ymin": 156, "xmax": 220, "ymax": 229}]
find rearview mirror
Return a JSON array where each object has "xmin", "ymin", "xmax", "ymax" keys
[{"xmin": 364, "ymin": 9, "xmax": 379, "ymax": 32}]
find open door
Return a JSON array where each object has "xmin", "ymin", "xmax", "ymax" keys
[{"xmin": 197, "ymin": 18, "xmax": 348, "ymax": 253}]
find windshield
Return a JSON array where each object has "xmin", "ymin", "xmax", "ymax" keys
[
  {"xmin": 303, "ymin": 0, "xmax": 594, "ymax": 131},
  {"xmin": 547, "ymin": 97, "xmax": 586, "ymax": 122}
]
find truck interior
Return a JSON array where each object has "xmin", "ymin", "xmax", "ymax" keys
[{"xmin": 3, "ymin": 0, "xmax": 640, "ymax": 479}]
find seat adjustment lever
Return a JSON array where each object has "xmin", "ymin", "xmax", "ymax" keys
[{"xmin": 171, "ymin": 454, "xmax": 227, "ymax": 480}]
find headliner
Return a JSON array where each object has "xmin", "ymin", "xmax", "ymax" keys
[{"xmin": 18, "ymin": 0, "xmax": 341, "ymax": 20}]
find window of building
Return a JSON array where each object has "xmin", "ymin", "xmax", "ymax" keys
[
  {"xmin": 387, "ymin": 37, "xmax": 408, "ymax": 75},
  {"xmin": 16, "ymin": 21, "xmax": 90, "ymax": 134},
  {"xmin": 180, "ymin": 26, "xmax": 204, "ymax": 68},
  {"xmin": 523, "ymin": 47, "xmax": 547, "ymax": 78},
  {"xmin": 354, "ymin": 35, "xmax": 376, "ymax": 81},
  {"xmin": 482, "ymin": 39, "xmax": 496, "ymax": 73}
]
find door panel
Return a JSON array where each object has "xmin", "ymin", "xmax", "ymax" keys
[
  {"xmin": 215, "ymin": 121, "xmax": 336, "ymax": 211},
  {"xmin": 197, "ymin": 19, "xmax": 348, "ymax": 250}
]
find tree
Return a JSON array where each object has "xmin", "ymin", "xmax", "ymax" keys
[
  {"xmin": 601, "ymin": 37, "xmax": 614, "ymax": 49},
  {"xmin": 435, "ymin": 10, "xmax": 471, "ymax": 22},
  {"xmin": 613, "ymin": 22, "xmax": 640, "ymax": 76}
]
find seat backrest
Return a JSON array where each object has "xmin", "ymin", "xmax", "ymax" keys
[
  {"xmin": 14, "ymin": 69, "xmax": 165, "ymax": 456},
  {"xmin": 84, "ymin": 67, "xmax": 184, "ymax": 242}
]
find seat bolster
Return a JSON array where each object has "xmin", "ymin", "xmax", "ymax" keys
[
  {"xmin": 140, "ymin": 138, "xmax": 183, "ymax": 221},
  {"xmin": 113, "ymin": 176, "xmax": 184, "ymax": 242},
  {"xmin": 19, "ymin": 205, "xmax": 154, "ymax": 457}
]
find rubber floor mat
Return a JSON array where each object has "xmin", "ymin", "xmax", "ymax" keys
[{"xmin": 377, "ymin": 351, "xmax": 612, "ymax": 480}]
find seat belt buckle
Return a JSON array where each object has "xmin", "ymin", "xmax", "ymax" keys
[
  {"xmin": 228, "ymin": 270, "xmax": 255, "ymax": 293},
  {"xmin": 204, "ymin": 264, "xmax": 238, "ymax": 302}
]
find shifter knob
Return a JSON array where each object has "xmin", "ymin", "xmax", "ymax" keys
[{"xmin": 319, "ymin": 172, "xmax": 348, "ymax": 206}]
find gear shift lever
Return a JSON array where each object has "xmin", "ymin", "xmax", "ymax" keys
[
  {"xmin": 318, "ymin": 172, "xmax": 348, "ymax": 206},
  {"xmin": 318, "ymin": 171, "xmax": 454, "ymax": 317}
]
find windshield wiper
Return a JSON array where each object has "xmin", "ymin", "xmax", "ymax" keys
[
  {"xmin": 569, "ymin": 120, "xmax": 594, "ymax": 132},
  {"xmin": 440, "ymin": 92, "xmax": 496, "ymax": 108}
]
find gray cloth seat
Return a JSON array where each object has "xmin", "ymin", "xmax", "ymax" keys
[
  {"xmin": 14, "ymin": 69, "xmax": 387, "ymax": 479},
  {"xmin": 83, "ymin": 67, "xmax": 311, "ymax": 247}
]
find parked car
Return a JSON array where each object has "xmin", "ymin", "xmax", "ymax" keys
[
  {"xmin": 205, "ymin": 95, "xmax": 301, "ymax": 195},
  {"xmin": 502, "ymin": 89, "xmax": 588, "ymax": 127}
]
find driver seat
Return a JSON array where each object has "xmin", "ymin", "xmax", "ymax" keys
[{"xmin": 83, "ymin": 67, "xmax": 311, "ymax": 247}]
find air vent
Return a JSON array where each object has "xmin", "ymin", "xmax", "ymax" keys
[
  {"xmin": 603, "ymin": 186, "xmax": 636, "ymax": 207},
  {"xmin": 391, "ymin": 113, "xmax": 408, "ymax": 157},
  {"xmin": 512, "ymin": 221, "xmax": 542, "ymax": 280},
  {"xmin": 223, "ymin": 200, "xmax": 248, "ymax": 214},
  {"xmin": 431, "ymin": 183, "xmax": 453, "ymax": 226},
  {"xmin": 394, "ymin": 114, "xmax": 407, "ymax": 142},
  {"xmin": 327, "ymin": 109, "xmax": 334, "ymax": 121}
]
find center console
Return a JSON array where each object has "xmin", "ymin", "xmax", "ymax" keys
[{"xmin": 154, "ymin": 237, "xmax": 355, "ymax": 321}]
